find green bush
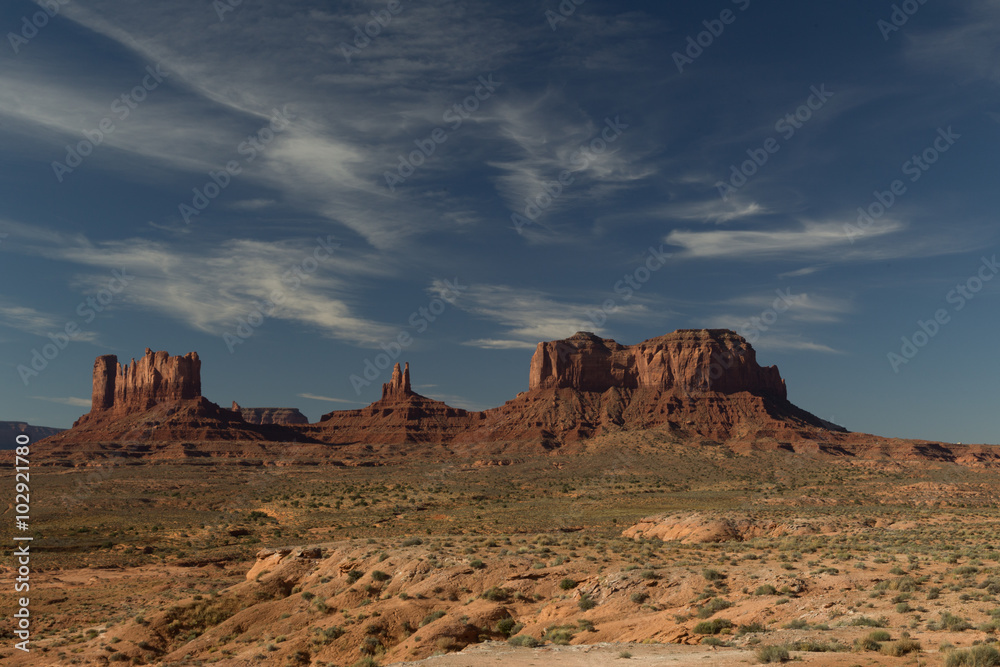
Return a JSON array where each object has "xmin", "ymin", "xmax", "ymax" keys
[
  {"xmin": 848, "ymin": 615, "xmax": 889, "ymax": 628},
  {"xmin": 370, "ymin": 570, "xmax": 391, "ymax": 582},
  {"xmin": 346, "ymin": 570, "xmax": 364, "ymax": 584},
  {"xmin": 940, "ymin": 611, "xmax": 973, "ymax": 632},
  {"xmin": 508, "ymin": 634, "xmax": 540, "ymax": 648},
  {"xmin": 882, "ymin": 639, "xmax": 922, "ymax": 657},
  {"xmin": 754, "ymin": 585, "xmax": 778, "ymax": 596},
  {"xmin": 559, "ymin": 578, "xmax": 577, "ymax": 591},
  {"xmin": 630, "ymin": 591, "xmax": 649, "ymax": 604},
  {"xmin": 696, "ymin": 597, "xmax": 732, "ymax": 618},
  {"xmin": 693, "ymin": 618, "xmax": 733, "ymax": 635},
  {"xmin": 755, "ymin": 645, "xmax": 790, "ymax": 663},
  {"xmin": 543, "ymin": 625, "xmax": 576, "ymax": 645},
  {"xmin": 419, "ymin": 610, "xmax": 446, "ymax": 627},
  {"xmin": 495, "ymin": 618, "xmax": 521, "ymax": 637},
  {"xmin": 481, "ymin": 586, "xmax": 511, "ymax": 602},
  {"xmin": 867, "ymin": 630, "xmax": 891, "ymax": 642},
  {"xmin": 578, "ymin": 594, "xmax": 597, "ymax": 610},
  {"xmin": 702, "ymin": 568, "xmax": 726, "ymax": 581},
  {"xmin": 945, "ymin": 645, "xmax": 1000, "ymax": 667}
]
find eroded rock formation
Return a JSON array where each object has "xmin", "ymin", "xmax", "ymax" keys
[
  {"xmin": 529, "ymin": 330, "xmax": 785, "ymax": 397},
  {"xmin": 233, "ymin": 402, "xmax": 309, "ymax": 426},
  {"xmin": 91, "ymin": 349, "xmax": 201, "ymax": 414},
  {"xmin": 40, "ymin": 331, "xmax": 1000, "ymax": 469}
]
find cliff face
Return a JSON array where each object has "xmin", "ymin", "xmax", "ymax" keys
[
  {"xmin": 47, "ymin": 331, "xmax": 832, "ymax": 449},
  {"xmin": 529, "ymin": 330, "xmax": 785, "ymax": 398},
  {"xmin": 233, "ymin": 403, "xmax": 309, "ymax": 426},
  {"xmin": 91, "ymin": 349, "xmax": 201, "ymax": 413}
]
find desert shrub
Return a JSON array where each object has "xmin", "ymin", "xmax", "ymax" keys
[
  {"xmin": 470, "ymin": 558, "xmax": 486, "ymax": 570},
  {"xmin": 495, "ymin": 618, "xmax": 521, "ymax": 637},
  {"xmin": 738, "ymin": 622, "xmax": 767, "ymax": 635},
  {"xmin": 577, "ymin": 619, "xmax": 595, "ymax": 632},
  {"xmin": 351, "ymin": 658, "xmax": 379, "ymax": 667},
  {"xmin": 401, "ymin": 537, "xmax": 423, "ymax": 547},
  {"xmin": 578, "ymin": 594, "xmax": 597, "ymax": 610},
  {"xmin": 640, "ymin": 569, "xmax": 660, "ymax": 580},
  {"xmin": 559, "ymin": 578, "xmax": 576, "ymax": 591},
  {"xmin": 693, "ymin": 618, "xmax": 733, "ymax": 635},
  {"xmin": 370, "ymin": 570, "xmax": 391, "ymax": 582},
  {"xmin": 945, "ymin": 645, "xmax": 1000, "ymax": 667},
  {"xmin": 696, "ymin": 597, "xmax": 732, "ymax": 618},
  {"xmin": 867, "ymin": 630, "xmax": 891, "ymax": 642},
  {"xmin": 359, "ymin": 636, "xmax": 381, "ymax": 656},
  {"xmin": 346, "ymin": 570, "xmax": 364, "ymax": 584},
  {"xmin": 702, "ymin": 568, "xmax": 726, "ymax": 581},
  {"xmin": 755, "ymin": 645, "xmax": 790, "ymax": 663},
  {"xmin": 786, "ymin": 640, "xmax": 849, "ymax": 652},
  {"xmin": 630, "ymin": 591, "xmax": 649, "ymax": 604},
  {"xmin": 419, "ymin": 610, "xmax": 446, "ymax": 627},
  {"xmin": 855, "ymin": 636, "xmax": 882, "ymax": 652},
  {"xmin": 940, "ymin": 611, "xmax": 973, "ymax": 632},
  {"xmin": 508, "ymin": 634, "xmax": 540, "ymax": 648},
  {"xmin": 848, "ymin": 615, "xmax": 889, "ymax": 628},
  {"xmin": 543, "ymin": 625, "xmax": 576, "ymax": 645},
  {"xmin": 875, "ymin": 577, "xmax": 918, "ymax": 592},
  {"xmin": 481, "ymin": 586, "xmax": 510, "ymax": 602},
  {"xmin": 754, "ymin": 584, "xmax": 778, "ymax": 596},
  {"xmin": 883, "ymin": 639, "xmax": 922, "ymax": 657},
  {"xmin": 927, "ymin": 586, "xmax": 942, "ymax": 600},
  {"xmin": 782, "ymin": 619, "xmax": 808, "ymax": 630},
  {"xmin": 702, "ymin": 636, "xmax": 726, "ymax": 646}
]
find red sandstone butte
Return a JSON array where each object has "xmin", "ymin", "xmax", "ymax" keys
[{"xmin": 34, "ymin": 332, "xmax": 1000, "ymax": 467}]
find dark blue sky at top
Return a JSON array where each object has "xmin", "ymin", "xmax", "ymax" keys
[{"xmin": 1, "ymin": 0, "xmax": 998, "ymax": 443}]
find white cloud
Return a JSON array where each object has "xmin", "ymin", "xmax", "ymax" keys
[
  {"xmin": 297, "ymin": 393, "xmax": 364, "ymax": 405},
  {"xmin": 0, "ymin": 299, "xmax": 100, "ymax": 343},
  {"xmin": 7, "ymin": 222, "xmax": 400, "ymax": 346},
  {"xmin": 29, "ymin": 396, "xmax": 92, "ymax": 407},
  {"xmin": 665, "ymin": 219, "xmax": 905, "ymax": 259}
]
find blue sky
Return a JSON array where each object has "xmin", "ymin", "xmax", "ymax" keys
[{"xmin": 1, "ymin": 0, "xmax": 998, "ymax": 444}]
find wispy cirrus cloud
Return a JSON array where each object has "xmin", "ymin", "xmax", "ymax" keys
[{"xmin": 29, "ymin": 395, "xmax": 92, "ymax": 407}]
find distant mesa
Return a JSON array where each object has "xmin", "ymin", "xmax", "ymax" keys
[
  {"xmin": 1, "ymin": 421, "xmax": 64, "ymax": 449},
  {"xmin": 32, "ymin": 330, "xmax": 1000, "ymax": 466},
  {"xmin": 232, "ymin": 402, "xmax": 309, "ymax": 426}
]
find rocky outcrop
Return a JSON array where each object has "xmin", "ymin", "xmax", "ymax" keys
[
  {"xmin": 41, "ymin": 331, "xmax": 1000, "ymax": 469},
  {"xmin": 43, "ymin": 349, "xmax": 312, "ymax": 444},
  {"xmin": 232, "ymin": 402, "xmax": 309, "ymax": 425},
  {"xmin": 91, "ymin": 349, "xmax": 201, "ymax": 414},
  {"xmin": 381, "ymin": 363, "xmax": 413, "ymax": 400},
  {"xmin": 313, "ymin": 362, "xmax": 476, "ymax": 445},
  {"xmin": 529, "ymin": 330, "xmax": 785, "ymax": 398}
]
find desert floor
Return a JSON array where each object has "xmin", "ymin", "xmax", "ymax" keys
[{"xmin": 2, "ymin": 437, "xmax": 999, "ymax": 666}]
